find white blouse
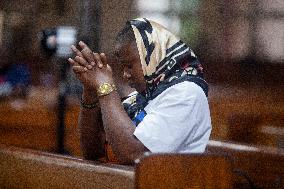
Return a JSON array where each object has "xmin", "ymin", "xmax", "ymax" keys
[{"xmin": 133, "ymin": 81, "xmax": 212, "ymax": 153}]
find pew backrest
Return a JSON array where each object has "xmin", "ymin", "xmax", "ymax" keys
[
  {"xmin": 135, "ymin": 153, "xmax": 233, "ymax": 189},
  {"xmin": 0, "ymin": 145, "xmax": 134, "ymax": 189},
  {"xmin": 207, "ymin": 140, "xmax": 284, "ymax": 188}
]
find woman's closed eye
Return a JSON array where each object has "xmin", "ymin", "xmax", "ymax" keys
[
  {"xmin": 126, "ymin": 64, "xmax": 133, "ymax": 69},
  {"xmin": 120, "ymin": 61, "xmax": 133, "ymax": 69}
]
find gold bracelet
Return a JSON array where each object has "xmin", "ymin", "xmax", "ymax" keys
[{"xmin": 97, "ymin": 83, "xmax": 117, "ymax": 97}]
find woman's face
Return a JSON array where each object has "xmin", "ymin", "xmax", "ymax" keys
[{"xmin": 115, "ymin": 41, "xmax": 146, "ymax": 93}]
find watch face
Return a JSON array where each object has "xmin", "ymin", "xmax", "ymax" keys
[
  {"xmin": 98, "ymin": 83, "xmax": 116, "ymax": 96},
  {"xmin": 101, "ymin": 84, "xmax": 109, "ymax": 93}
]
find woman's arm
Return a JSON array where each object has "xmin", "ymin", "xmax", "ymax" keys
[
  {"xmin": 98, "ymin": 90, "xmax": 148, "ymax": 165},
  {"xmin": 69, "ymin": 44, "xmax": 106, "ymax": 160},
  {"xmin": 69, "ymin": 42, "xmax": 148, "ymax": 164},
  {"xmin": 78, "ymin": 88, "xmax": 105, "ymax": 160}
]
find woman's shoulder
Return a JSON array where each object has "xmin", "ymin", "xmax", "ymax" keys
[
  {"xmin": 149, "ymin": 81, "xmax": 206, "ymax": 105},
  {"xmin": 163, "ymin": 81, "xmax": 205, "ymax": 98},
  {"xmin": 173, "ymin": 81, "xmax": 204, "ymax": 92}
]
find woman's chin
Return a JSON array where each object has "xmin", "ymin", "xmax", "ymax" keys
[
  {"xmin": 129, "ymin": 82, "xmax": 147, "ymax": 93},
  {"xmin": 129, "ymin": 83, "xmax": 139, "ymax": 91}
]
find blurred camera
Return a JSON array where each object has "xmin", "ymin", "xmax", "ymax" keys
[{"xmin": 40, "ymin": 26, "xmax": 77, "ymax": 58}]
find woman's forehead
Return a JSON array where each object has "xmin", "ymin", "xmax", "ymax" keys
[{"xmin": 114, "ymin": 42, "xmax": 137, "ymax": 59}]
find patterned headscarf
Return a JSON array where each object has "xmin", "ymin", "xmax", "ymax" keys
[{"xmin": 122, "ymin": 18, "xmax": 208, "ymax": 126}]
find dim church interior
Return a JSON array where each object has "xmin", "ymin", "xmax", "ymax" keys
[{"xmin": 0, "ymin": 0, "xmax": 283, "ymax": 188}]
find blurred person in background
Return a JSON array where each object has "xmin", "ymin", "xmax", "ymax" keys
[{"xmin": 0, "ymin": 63, "xmax": 30, "ymax": 98}]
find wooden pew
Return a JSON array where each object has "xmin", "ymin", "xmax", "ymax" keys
[
  {"xmin": 135, "ymin": 153, "xmax": 233, "ymax": 189},
  {"xmin": 207, "ymin": 140, "xmax": 284, "ymax": 188},
  {"xmin": 0, "ymin": 87, "xmax": 82, "ymax": 156},
  {"xmin": 209, "ymin": 85, "xmax": 284, "ymax": 148},
  {"xmin": 1, "ymin": 85, "xmax": 283, "ymax": 156},
  {"xmin": 2, "ymin": 142, "xmax": 283, "ymax": 189},
  {"xmin": 0, "ymin": 145, "xmax": 134, "ymax": 189},
  {"xmin": 1, "ymin": 145, "xmax": 233, "ymax": 189}
]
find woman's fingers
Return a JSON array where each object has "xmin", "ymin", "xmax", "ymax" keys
[
  {"xmin": 71, "ymin": 45, "xmax": 83, "ymax": 57},
  {"xmin": 80, "ymin": 42, "xmax": 95, "ymax": 64},
  {"xmin": 68, "ymin": 57, "xmax": 82, "ymax": 67},
  {"xmin": 74, "ymin": 56, "xmax": 93, "ymax": 70},
  {"xmin": 78, "ymin": 41, "xmax": 95, "ymax": 63},
  {"xmin": 78, "ymin": 41, "xmax": 88, "ymax": 50},
  {"xmin": 82, "ymin": 48, "xmax": 95, "ymax": 64},
  {"xmin": 72, "ymin": 41, "xmax": 95, "ymax": 67},
  {"xmin": 100, "ymin": 53, "xmax": 107, "ymax": 65},
  {"xmin": 77, "ymin": 41, "xmax": 108, "ymax": 70},
  {"xmin": 68, "ymin": 58, "xmax": 76, "ymax": 66},
  {"xmin": 70, "ymin": 41, "xmax": 109, "ymax": 75},
  {"xmin": 93, "ymin": 52, "xmax": 103, "ymax": 68},
  {"xmin": 72, "ymin": 65, "xmax": 87, "ymax": 74},
  {"xmin": 68, "ymin": 57, "xmax": 91, "ymax": 71}
]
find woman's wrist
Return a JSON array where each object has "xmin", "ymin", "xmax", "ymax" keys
[
  {"xmin": 81, "ymin": 80, "xmax": 116, "ymax": 104},
  {"xmin": 80, "ymin": 97, "xmax": 99, "ymax": 109},
  {"xmin": 82, "ymin": 87, "xmax": 97, "ymax": 102}
]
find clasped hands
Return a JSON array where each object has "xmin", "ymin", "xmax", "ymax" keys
[{"xmin": 68, "ymin": 41, "xmax": 114, "ymax": 92}]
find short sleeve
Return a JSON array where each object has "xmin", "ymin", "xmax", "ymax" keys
[{"xmin": 133, "ymin": 81, "xmax": 211, "ymax": 153}]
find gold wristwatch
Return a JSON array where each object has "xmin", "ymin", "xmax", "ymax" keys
[{"xmin": 97, "ymin": 83, "xmax": 117, "ymax": 97}]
